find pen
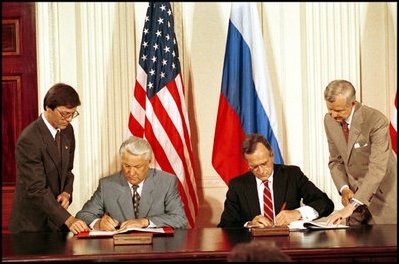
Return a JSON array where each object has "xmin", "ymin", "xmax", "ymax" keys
[
  {"xmin": 280, "ymin": 202, "xmax": 287, "ymax": 212},
  {"xmin": 105, "ymin": 212, "xmax": 120, "ymax": 229},
  {"xmin": 272, "ymin": 202, "xmax": 286, "ymax": 227}
]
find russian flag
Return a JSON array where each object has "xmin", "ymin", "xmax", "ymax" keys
[{"xmin": 212, "ymin": 3, "xmax": 284, "ymax": 184}]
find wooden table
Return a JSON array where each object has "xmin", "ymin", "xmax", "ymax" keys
[{"xmin": 2, "ymin": 225, "xmax": 397, "ymax": 262}]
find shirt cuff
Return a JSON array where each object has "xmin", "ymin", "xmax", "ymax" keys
[
  {"xmin": 147, "ymin": 219, "xmax": 156, "ymax": 228},
  {"xmin": 90, "ymin": 218, "xmax": 100, "ymax": 229},
  {"xmin": 339, "ymin": 185, "xmax": 350, "ymax": 194},
  {"xmin": 351, "ymin": 197, "xmax": 363, "ymax": 205},
  {"xmin": 296, "ymin": 206, "xmax": 319, "ymax": 221}
]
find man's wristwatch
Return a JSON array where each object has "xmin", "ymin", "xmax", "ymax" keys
[{"xmin": 349, "ymin": 198, "xmax": 361, "ymax": 209}]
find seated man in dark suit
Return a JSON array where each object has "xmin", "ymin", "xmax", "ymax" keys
[
  {"xmin": 76, "ymin": 136, "xmax": 187, "ymax": 230},
  {"xmin": 218, "ymin": 133, "xmax": 334, "ymax": 228}
]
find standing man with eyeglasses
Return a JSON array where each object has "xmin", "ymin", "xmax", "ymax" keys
[
  {"xmin": 9, "ymin": 83, "xmax": 89, "ymax": 234},
  {"xmin": 218, "ymin": 133, "xmax": 334, "ymax": 228}
]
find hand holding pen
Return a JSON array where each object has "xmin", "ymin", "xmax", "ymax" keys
[
  {"xmin": 275, "ymin": 202, "xmax": 302, "ymax": 226},
  {"xmin": 95, "ymin": 213, "xmax": 120, "ymax": 231},
  {"xmin": 247, "ymin": 202, "xmax": 287, "ymax": 228},
  {"xmin": 247, "ymin": 215, "xmax": 273, "ymax": 228}
]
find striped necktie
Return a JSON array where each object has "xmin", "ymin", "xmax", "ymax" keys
[{"xmin": 263, "ymin": 180, "xmax": 274, "ymax": 222}]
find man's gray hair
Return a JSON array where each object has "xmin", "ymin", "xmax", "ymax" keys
[
  {"xmin": 119, "ymin": 136, "xmax": 153, "ymax": 160},
  {"xmin": 324, "ymin": 80, "xmax": 356, "ymax": 106}
]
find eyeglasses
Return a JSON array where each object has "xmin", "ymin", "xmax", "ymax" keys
[{"xmin": 55, "ymin": 108, "xmax": 79, "ymax": 120}]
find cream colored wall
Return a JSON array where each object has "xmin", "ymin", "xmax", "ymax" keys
[{"xmin": 36, "ymin": 2, "xmax": 397, "ymax": 227}]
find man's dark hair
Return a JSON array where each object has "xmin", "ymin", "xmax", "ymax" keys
[
  {"xmin": 228, "ymin": 241, "xmax": 292, "ymax": 262},
  {"xmin": 241, "ymin": 133, "xmax": 272, "ymax": 156},
  {"xmin": 43, "ymin": 83, "xmax": 81, "ymax": 110}
]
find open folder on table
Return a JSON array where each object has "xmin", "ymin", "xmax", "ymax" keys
[
  {"xmin": 76, "ymin": 226, "xmax": 174, "ymax": 238},
  {"xmin": 288, "ymin": 220, "xmax": 349, "ymax": 231}
]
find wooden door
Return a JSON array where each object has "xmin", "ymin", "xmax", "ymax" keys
[{"xmin": 2, "ymin": 2, "xmax": 38, "ymax": 232}]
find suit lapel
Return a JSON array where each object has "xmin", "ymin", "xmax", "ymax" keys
[
  {"xmin": 327, "ymin": 117, "xmax": 348, "ymax": 159},
  {"xmin": 37, "ymin": 118, "xmax": 62, "ymax": 177},
  {"xmin": 346, "ymin": 103, "xmax": 363, "ymax": 161},
  {"xmin": 243, "ymin": 173, "xmax": 261, "ymax": 216},
  {"xmin": 272, "ymin": 165, "xmax": 288, "ymax": 214},
  {"xmin": 140, "ymin": 169, "xmax": 155, "ymax": 217},
  {"xmin": 116, "ymin": 173, "xmax": 135, "ymax": 220}
]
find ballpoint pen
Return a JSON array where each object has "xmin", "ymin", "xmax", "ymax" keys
[
  {"xmin": 272, "ymin": 202, "xmax": 286, "ymax": 227},
  {"xmin": 280, "ymin": 202, "xmax": 287, "ymax": 212}
]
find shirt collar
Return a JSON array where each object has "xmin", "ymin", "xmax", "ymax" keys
[
  {"xmin": 41, "ymin": 113, "xmax": 58, "ymax": 139},
  {"xmin": 255, "ymin": 171, "xmax": 274, "ymax": 187},
  {"xmin": 344, "ymin": 104, "xmax": 355, "ymax": 126},
  {"xmin": 128, "ymin": 180, "xmax": 144, "ymax": 189}
]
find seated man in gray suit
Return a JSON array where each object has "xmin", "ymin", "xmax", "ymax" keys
[{"xmin": 76, "ymin": 136, "xmax": 187, "ymax": 230}]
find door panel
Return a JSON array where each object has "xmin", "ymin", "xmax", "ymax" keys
[{"xmin": 2, "ymin": 2, "xmax": 38, "ymax": 232}]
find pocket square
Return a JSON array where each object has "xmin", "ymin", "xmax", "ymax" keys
[{"xmin": 354, "ymin": 142, "xmax": 367, "ymax": 149}]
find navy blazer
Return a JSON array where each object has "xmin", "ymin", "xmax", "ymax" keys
[{"xmin": 218, "ymin": 164, "xmax": 334, "ymax": 228}]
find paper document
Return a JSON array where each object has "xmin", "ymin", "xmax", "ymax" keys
[
  {"xmin": 76, "ymin": 226, "xmax": 174, "ymax": 238},
  {"xmin": 288, "ymin": 220, "xmax": 349, "ymax": 231}
]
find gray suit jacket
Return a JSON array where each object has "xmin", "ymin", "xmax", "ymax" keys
[
  {"xmin": 9, "ymin": 116, "xmax": 75, "ymax": 232},
  {"xmin": 324, "ymin": 102, "xmax": 397, "ymax": 224},
  {"xmin": 76, "ymin": 169, "xmax": 187, "ymax": 229}
]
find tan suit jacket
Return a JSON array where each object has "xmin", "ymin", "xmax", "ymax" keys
[{"xmin": 324, "ymin": 102, "xmax": 397, "ymax": 224}]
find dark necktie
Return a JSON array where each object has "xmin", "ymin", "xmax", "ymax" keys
[
  {"xmin": 341, "ymin": 121, "xmax": 349, "ymax": 143},
  {"xmin": 55, "ymin": 130, "xmax": 61, "ymax": 156},
  {"xmin": 132, "ymin": 185, "xmax": 140, "ymax": 218},
  {"xmin": 263, "ymin": 180, "xmax": 274, "ymax": 222}
]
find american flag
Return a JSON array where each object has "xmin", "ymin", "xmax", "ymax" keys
[
  {"xmin": 128, "ymin": 2, "xmax": 198, "ymax": 227},
  {"xmin": 389, "ymin": 92, "xmax": 397, "ymax": 155}
]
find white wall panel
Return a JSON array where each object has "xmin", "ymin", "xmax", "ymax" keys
[{"xmin": 36, "ymin": 2, "xmax": 397, "ymax": 225}]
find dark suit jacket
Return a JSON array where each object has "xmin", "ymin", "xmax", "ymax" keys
[
  {"xmin": 9, "ymin": 116, "xmax": 75, "ymax": 232},
  {"xmin": 218, "ymin": 164, "xmax": 334, "ymax": 228}
]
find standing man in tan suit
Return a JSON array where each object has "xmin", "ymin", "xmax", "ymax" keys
[{"xmin": 323, "ymin": 80, "xmax": 396, "ymax": 225}]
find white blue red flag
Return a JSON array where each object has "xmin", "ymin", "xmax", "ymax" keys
[
  {"xmin": 128, "ymin": 2, "xmax": 198, "ymax": 227},
  {"xmin": 212, "ymin": 3, "xmax": 284, "ymax": 184}
]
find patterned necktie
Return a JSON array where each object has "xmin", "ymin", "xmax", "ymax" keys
[
  {"xmin": 55, "ymin": 130, "xmax": 61, "ymax": 156},
  {"xmin": 341, "ymin": 121, "xmax": 349, "ymax": 143},
  {"xmin": 263, "ymin": 180, "xmax": 274, "ymax": 222},
  {"xmin": 132, "ymin": 185, "xmax": 140, "ymax": 218}
]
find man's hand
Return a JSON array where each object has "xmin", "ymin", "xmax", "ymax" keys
[
  {"xmin": 341, "ymin": 188, "xmax": 354, "ymax": 206},
  {"xmin": 65, "ymin": 216, "xmax": 89, "ymax": 234},
  {"xmin": 326, "ymin": 203, "xmax": 356, "ymax": 225},
  {"xmin": 56, "ymin": 192, "xmax": 71, "ymax": 209},
  {"xmin": 274, "ymin": 209, "xmax": 301, "ymax": 226},
  {"xmin": 120, "ymin": 218, "xmax": 150, "ymax": 230},
  {"xmin": 247, "ymin": 215, "xmax": 273, "ymax": 228},
  {"xmin": 95, "ymin": 214, "xmax": 120, "ymax": 231}
]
